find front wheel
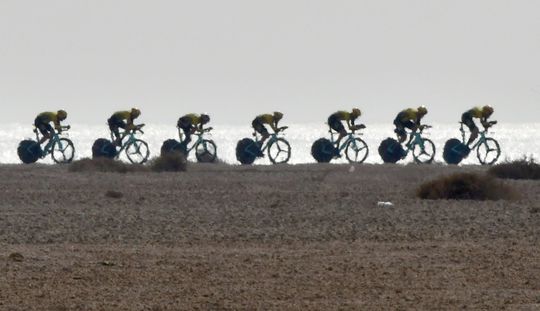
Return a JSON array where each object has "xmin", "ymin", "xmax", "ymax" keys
[
  {"xmin": 195, "ymin": 139, "xmax": 217, "ymax": 163},
  {"xmin": 52, "ymin": 138, "xmax": 75, "ymax": 164},
  {"xmin": 345, "ymin": 138, "xmax": 369, "ymax": 163},
  {"xmin": 412, "ymin": 138, "xmax": 436, "ymax": 164},
  {"xmin": 125, "ymin": 139, "xmax": 150, "ymax": 164},
  {"xmin": 476, "ymin": 138, "xmax": 500, "ymax": 165},
  {"xmin": 268, "ymin": 138, "xmax": 291, "ymax": 164}
]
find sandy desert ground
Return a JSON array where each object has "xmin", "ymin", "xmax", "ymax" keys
[{"xmin": 0, "ymin": 163, "xmax": 539, "ymax": 310}]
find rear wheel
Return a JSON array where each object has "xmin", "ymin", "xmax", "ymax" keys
[
  {"xmin": 195, "ymin": 139, "xmax": 217, "ymax": 163},
  {"xmin": 52, "ymin": 138, "xmax": 75, "ymax": 164},
  {"xmin": 476, "ymin": 138, "xmax": 500, "ymax": 165},
  {"xmin": 160, "ymin": 139, "xmax": 187, "ymax": 157},
  {"xmin": 345, "ymin": 138, "xmax": 369, "ymax": 163},
  {"xmin": 236, "ymin": 138, "xmax": 258, "ymax": 165},
  {"xmin": 268, "ymin": 138, "xmax": 291, "ymax": 164},
  {"xmin": 125, "ymin": 139, "xmax": 150, "ymax": 164},
  {"xmin": 311, "ymin": 138, "xmax": 335, "ymax": 163},
  {"xmin": 412, "ymin": 138, "xmax": 436, "ymax": 164},
  {"xmin": 378, "ymin": 138, "xmax": 404, "ymax": 164},
  {"xmin": 17, "ymin": 140, "xmax": 42, "ymax": 164},
  {"xmin": 92, "ymin": 138, "xmax": 117, "ymax": 159}
]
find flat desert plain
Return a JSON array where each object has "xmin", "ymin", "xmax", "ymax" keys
[{"xmin": 0, "ymin": 163, "xmax": 539, "ymax": 310}]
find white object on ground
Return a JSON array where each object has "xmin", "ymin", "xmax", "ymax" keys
[{"xmin": 377, "ymin": 201, "xmax": 394, "ymax": 207}]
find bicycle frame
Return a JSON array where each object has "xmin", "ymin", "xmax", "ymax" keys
[
  {"xmin": 254, "ymin": 132, "xmax": 280, "ymax": 153},
  {"xmin": 114, "ymin": 131, "xmax": 139, "ymax": 155},
  {"xmin": 34, "ymin": 127, "xmax": 69, "ymax": 158},
  {"xmin": 403, "ymin": 131, "xmax": 426, "ymax": 155},
  {"xmin": 460, "ymin": 124, "xmax": 489, "ymax": 150},
  {"xmin": 328, "ymin": 129, "xmax": 363, "ymax": 153},
  {"xmin": 178, "ymin": 128, "xmax": 211, "ymax": 153}
]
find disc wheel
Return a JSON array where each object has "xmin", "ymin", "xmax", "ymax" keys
[
  {"xmin": 311, "ymin": 138, "xmax": 335, "ymax": 163},
  {"xmin": 125, "ymin": 139, "xmax": 150, "ymax": 164},
  {"xmin": 345, "ymin": 138, "xmax": 369, "ymax": 163},
  {"xmin": 52, "ymin": 138, "xmax": 75, "ymax": 164},
  {"xmin": 195, "ymin": 139, "xmax": 217, "ymax": 163},
  {"xmin": 412, "ymin": 138, "xmax": 436, "ymax": 164},
  {"xmin": 268, "ymin": 138, "xmax": 291, "ymax": 164},
  {"xmin": 476, "ymin": 138, "xmax": 501, "ymax": 165}
]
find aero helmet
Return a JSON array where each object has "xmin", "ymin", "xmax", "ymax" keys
[
  {"xmin": 131, "ymin": 108, "xmax": 141, "ymax": 118},
  {"xmin": 351, "ymin": 108, "xmax": 361, "ymax": 118},
  {"xmin": 201, "ymin": 114, "xmax": 210, "ymax": 124},
  {"xmin": 482, "ymin": 105, "xmax": 494, "ymax": 116},
  {"xmin": 417, "ymin": 106, "xmax": 428, "ymax": 115},
  {"xmin": 57, "ymin": 109, "xmax": 67, "ymax": 120}
]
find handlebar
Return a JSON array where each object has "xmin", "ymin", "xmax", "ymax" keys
[{"xmin": 133, "ymin": 124, "xmax": 145, "ymax": 134}]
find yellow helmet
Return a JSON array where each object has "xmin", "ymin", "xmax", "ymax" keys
[
  {"xmin": 57, "ymin": 109, "xmax": 67, "ymax": 120},
  {"xmin": 417, "ymin": 106, "xmax": 428, "ymax": 115},
  {"xmin": 482, "ymin": 105, "xmax": 494, "ymax": 116},
  {"xmin": 273, "ymin": 111, "xmax": 283, "ymax": 121},
  {"xmin": 351, "ymin": 108, "xmax": 361, "ymax": 118},
  {"xmin": 131, "ymin": 108, "xmax": 141, "ymax": 118}
]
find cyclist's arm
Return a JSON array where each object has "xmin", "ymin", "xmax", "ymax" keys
[
  {"xmin": 53, "ymin": 120, "xmax": 61, "ymax": 131},
  {"xmin": 346, "ymin": 119, "xmax": 354, "ymax": 130},
  {"xmin": 270, "ymin": 120, "xmax": 280, "ymax": 133},
  {"xmin": 126, "ymin": 117, "xmax": 136, "ymax": 130}
]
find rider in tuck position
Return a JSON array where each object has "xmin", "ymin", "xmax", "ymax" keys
[
  {"xmin": 393, "ymin": 106, "xmax": 428, "ymax": 144},
  {"xmin": 108, "ymin": 108, "xmax": 141, "ymax": 146},
  {"xmin": 461, "ymin": 105, "xmax": 496, "ymax": 146},
  {"xmin": 34, "ymin": 110, "xmax": 68, "ymax": 144},
  {"xmin": 327, "ymin": 108, "xmax": 365, "ymax": 149},
  {"xmin": 252, "ymin": 112, "xmax": 285, "ymax": 153},
  {"xmin": 177, "ymin": 113, "xmax": 211, "ymax": 145}
]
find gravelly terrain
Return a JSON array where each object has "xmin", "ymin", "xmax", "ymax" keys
[{"xmin": 0, "ymin": 163, "xmax": 539, "ymax": 310}]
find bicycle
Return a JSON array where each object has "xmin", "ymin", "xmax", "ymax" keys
[
  {"xmin": 458, "ymin": 121, "xmax": 500, "ymax": 165},
  {"xmin": 236, "ymin": 127, "xmax": 291, "ymax": 165},
  {"xmin": 380, "ymin": 125, "xmax": 436, "ymax": 164},
  {"xmin": 311, "ymin": 125, "xmax": 369, "ymax": 163},
  {"xmin": 177, "ymin": 127, "xmax": 217, "ymax": 163},
  {"xmin": 111, "ymin": 124, "xmax": 150, "ymax": 164},
  {"xmin": 18, "ymin": 125, "xmax": 75, "ymax": 164}
]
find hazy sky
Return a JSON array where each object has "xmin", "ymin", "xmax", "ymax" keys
[{"xmin": 1, "ymin": 0, "xmax": 539, "ymax": 125}]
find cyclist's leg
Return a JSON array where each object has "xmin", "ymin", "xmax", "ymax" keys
[
  {"xmin": 35, "ymin": 117, "xmax": 52, "ymax": 144},
  {"xmin": 462, "ymin": 113, "xmax": 478, "ymax": 146},
  {"xmin": 108, "ymin": 117, "xmax": 125, "ymax": 145},
  {"xmin": 393, "ymin": 118, "xmax": 407, "ymax": 143},
  {"xmin": 403, "ymin": 121, "xmax": 416, "ymax": 146},
  {"xmin": 251, "ymin": 119, "xmax": 267, "ymax": 155},
  {"xmin": 177, "ymin": 117, "xmax": 192, "ymax": 144}
]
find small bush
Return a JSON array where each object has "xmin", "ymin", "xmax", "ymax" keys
[
  {"xmin": 417, "ymin": 172, "xmax": 518, "ymax": 201},
  {"xmin": 488, "ymin": 158, "xmax": 540, "ymax": 180},
  {"xmin": 105, "ymin": 190, "xmax": 123, "ymax": 199},
  {"xmin": 69, "ymin": 158, "xmax": 146, "ymax": 173},
  {"xmin": 150, "ymin": 153, "xmax": 187, "ymax": 172}
]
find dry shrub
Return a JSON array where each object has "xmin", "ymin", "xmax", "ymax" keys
[
  {"xmin": 488, "ymin": 158, "xmax": 540, "ymax": 180},
  {"xmin": 150, "ymin": 153, "xmax": 187, "ymax": 172},
  {"xmin": 69, "ymin": 158, "xmax": 146, "ymax": 173},
  {"xmin": 105, "ymin": 190, "xmax": 123, "ymax": 199},
  {"xmin": 417, "ymin": 172, "xmax": 518, "ymax": 201}
]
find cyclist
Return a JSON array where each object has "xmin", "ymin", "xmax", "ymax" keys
[
  {"xmin": 177, "ymin": 113, "xmax": 211, "ymax": 145},
  {"xmin": 34, "ymin": 110, "xmax": 68, "ymax": 144},
  {"xmin": 327, "ymin": 108, "xmax": 364, "ymax": 149},
  {"xmin": 252, "ymin": 112, "xmax": 285, "ymax": 151},
  {"xmin": 393, "ymin": 106, "xmax": 428, "ymax": 144},
  {"xmin": 108, "ymin": 108, "xmax": 141, "ymax": 145},
  {"xmin": 462, "ymin": 105, "xmax": 496, "ymax": 146}
]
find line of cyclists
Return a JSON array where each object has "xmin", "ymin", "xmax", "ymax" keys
[{"xmin": 18, "ymin": 105, "xmax": 500, "ymax": 165}]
